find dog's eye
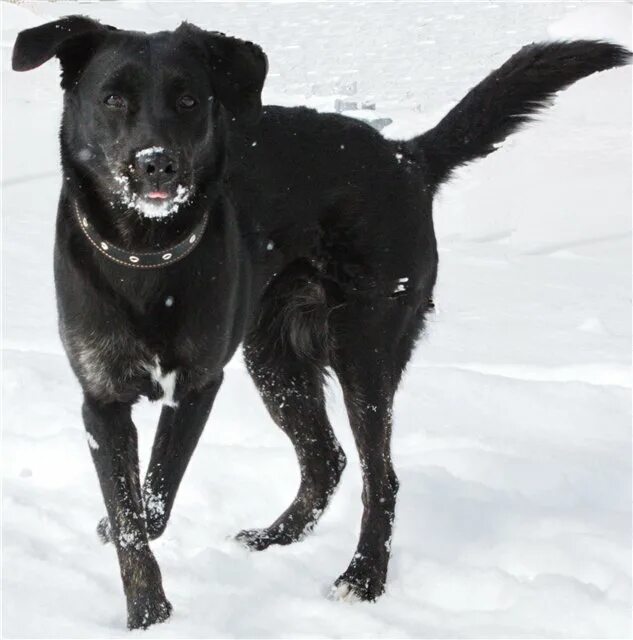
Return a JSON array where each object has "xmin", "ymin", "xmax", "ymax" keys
[
  {"xmin": 104, "ymin": 95, "xmax": 126, "ymax": 110},
  {"xmin": 178, "ymin": 95, "xmax": 197, "ymax": 110}
]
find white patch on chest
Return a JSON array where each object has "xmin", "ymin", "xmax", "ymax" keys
[{"xmin": 145, "ymin": 357, "xmax": 178, "ymax": 407}]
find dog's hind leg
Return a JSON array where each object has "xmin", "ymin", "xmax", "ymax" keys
[
  {"xmin": 328, "ymin": 297, "xmax": 424, "ymax": 602},
  {"xmin": 236, "ymin": 343, "xmax": 346, "ymax": 550},
  {"xmin": 82, "ymin": 396, "xmax": 172, "ymax": 629},
  {"xmin": 97, "ymin": 376, "xmax": 223, "ymax": 542},
  {"xmin": 236, "ymin": 268, "xmax": 346, "ymax": 550}
]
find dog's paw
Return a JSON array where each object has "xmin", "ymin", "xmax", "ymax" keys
[
  {"xmin": 235, "ymin": 526, "xmax": 297, "ymax": 551},
  {"xmin": 328, "ymin": 580, "xmax": 363, "ymax": 603},
  {"xmin": 127, "ymin": 593, "xmax": 172, "ymax": 630},
  {"xmin": 145, "ymin": 514, "xmax": 167, "ymax": 541},
  {"xmin": 235, "ymin": 527, "xmax": 277, "ymax": 551},
  {"xmin": 96, "ymin": 516, "xmax": 112, "ymax": 544},
  {"xmin": 328, "ymin": 568, "xmax": 386, "ymax": 603}
]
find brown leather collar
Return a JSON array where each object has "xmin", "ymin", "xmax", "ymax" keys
[{"xmin": 73, "ymin": 201, "xmax": 209, "ymax": 269}]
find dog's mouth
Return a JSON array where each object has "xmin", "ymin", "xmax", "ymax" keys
[
  {"xmin": 112, "ymin": 174, "xmax": 193, "ymax": 220},
  {"xmin": 147, "ymin": 190, "xmax": 170, "ymax": 200}
]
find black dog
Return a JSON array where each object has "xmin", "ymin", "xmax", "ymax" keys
[{"xmin": 12, "ymin": 16, "xmax": 629, "ymax": 630}]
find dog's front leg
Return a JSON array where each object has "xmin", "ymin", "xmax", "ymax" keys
[
  {"xmin": 83, "ymin": 396, "xmax": 172, "ymax": 630},
  {"xmin": 142, "ymin": 376, "xmax": 223, "ymax": 539},
  {"xmin": 96, "ymin": 376, "xmax": 223, "ymax": 542}
]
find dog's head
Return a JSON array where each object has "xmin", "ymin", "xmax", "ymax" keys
[{"xmin": 13, "ymin": 16, "xmax": 267, "ymax": 219}]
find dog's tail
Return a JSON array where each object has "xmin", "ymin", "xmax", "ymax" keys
[{"xmin": 407, "ymin": 40, "xmax": 631, "ymax": 189}]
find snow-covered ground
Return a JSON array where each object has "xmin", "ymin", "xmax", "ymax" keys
[{"xmin": 2, "ymin": 2, "xmax": 631, "ymax": 638}]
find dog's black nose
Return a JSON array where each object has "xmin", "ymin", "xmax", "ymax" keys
[{"xmin": 134, "ymin": 148, "xmax": 178, "ymax": 184}]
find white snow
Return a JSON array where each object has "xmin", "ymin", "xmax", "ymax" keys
[
  {"xmin": 116, "ymin": 177, "xmax": 192, "ymax": 219},
  {"xmin": 135, "ymin": 146, "xmax": 165, "ymax": 158},
  {"xmin": 2, "ymin": 2, "xmax": 631, "ymax": 638},
  {"xmin": 86, "ymin": 432, "xmax": 100, "ymax": 451},
  {"xmin": 146, "ymin": 490, "xmax": 166, "ymax": 519},
  {"xmin": 112, "ymin": 170, "xmax": 191, "ymax": 220},
  {"xmin": 329, "ymin": 581, "xmax": 362, "ymax": 604}
]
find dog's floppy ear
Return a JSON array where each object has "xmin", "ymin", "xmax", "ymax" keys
[
  {"xmin": 13, "ymin": 15, "xmax": 114, "ymax": 88},
  {"xmin": 207, "ymin": 33, "xmax": 268, "ymax": 124},
  {"xmin": 182, "ymin": 24, "xmax": 268, "ymax": 124}
]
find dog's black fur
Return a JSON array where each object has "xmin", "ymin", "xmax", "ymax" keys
[{"xmin": 13, "ymin": 16, "xmax": 630, "ymax": 629}]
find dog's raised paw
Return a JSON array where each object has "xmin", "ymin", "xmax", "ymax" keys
[
  {"xmin": 235, "ymin": 524, "xmax": 299, "ymax": 550},
  {"xmin": 96, "ymin": 517, "xmax": 112, "ymax": 544},
  {"xmin": 234, "ymin": 528, "xmax": 275, "ymax": 551}
]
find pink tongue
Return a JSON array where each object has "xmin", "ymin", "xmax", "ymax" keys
[{"xmin": 148, "ymin": 191, "xmax": 169, "ymax": 200}]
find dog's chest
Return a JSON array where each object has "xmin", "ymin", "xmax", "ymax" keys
[
  {"xmin": 68, "ymin": 289, "xmax": 208, "ymax": 405},
  {"xmin": 59, "ymin": 235, "xmax": 240, "ymax": 404},
  {"xmin": 70, "ymin": 326, "xmax": 179, "ymax": 404}
]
